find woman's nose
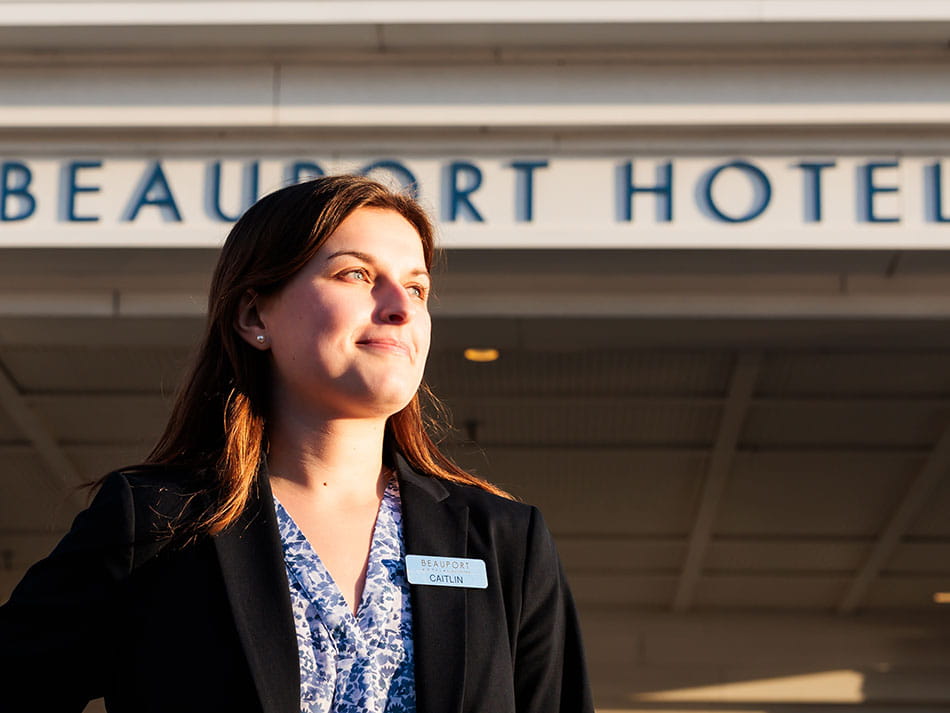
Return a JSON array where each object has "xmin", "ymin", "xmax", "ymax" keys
[{"xmin": 375, "ymin": 280, "xmax": 411, "ymax": 324}]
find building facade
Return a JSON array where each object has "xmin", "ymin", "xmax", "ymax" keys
[{"xmin": 2, "ymin": 2, "xmax": 950, "ymax": 710}]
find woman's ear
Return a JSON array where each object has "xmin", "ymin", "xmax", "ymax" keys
[{"xmin": 235, "ymin": 290, "xmax": 270, "ymax": 349}]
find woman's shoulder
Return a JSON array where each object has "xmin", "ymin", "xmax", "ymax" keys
[
  {"xmin": 443, "ymin": 479, "xmax": 555, "ymax": 546},
  {"xmin": 101, "ymin": 461, "xmax": 207, "ymax": 498},
  {"xmin": 395, "ymin": 454, "xmax": 536, "ymax": 521},
  {"xmin": 93, "ymin": 463, "xmax": 213, "ymax": 546},
  {"xmin": 104, "ymin": 462, "xmax": 207, "ymax": 494},
  {"xmin": 439, "ymin": 477, "xmax": 533, "ymax": 516},
  {"xmin": 401, "ymin": 468, "xmax": 544, "ymax": 543}
]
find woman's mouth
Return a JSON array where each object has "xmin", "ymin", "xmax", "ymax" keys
[{"xmin": 356, "ymin": 338, "xmax": 410, "ymax": 357}]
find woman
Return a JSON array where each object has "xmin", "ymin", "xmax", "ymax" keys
[{"xmin": 0, "ymin": 176, "xmax": 592, "ymax": 713}]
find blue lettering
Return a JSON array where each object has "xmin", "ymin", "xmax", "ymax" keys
[
  {"xmin": 860, "ymin": 161, "xmax": 900, "ymax": 223},
  {"xmin": 60, "ymin": 160, "xmax": 102, "ymax": 222},
  {"xmin": 205, "ymin": 161, "xmax": 260, "ymax": 222},
  {"xmin": 122, "ymin": 161, "xmax": 182, "ymax": 222},
  {"xmin": 1, "ymin": 161, "xmax": 36, "ymax": 221},
  {"xmin": 796, "ymin": 161, "xmax": 836, "ymax": 223},
  {"xmin": 443, "ymin": 161, "xmax": 484, "ymax": 222},
  {"xmin": 619, "ymin": 161, "xmax": 672, "ymax": 222},
  {"xmin": 510, "ymin": 159, "xmax": 548, "ymax": 222},
  {"xmin": 286, "ymin": 161, "xmax": 324, "ymax": 184},
  {"xmin": 700, "ymin": 160, "xmax": 771, "ymax": 223},
  {"xmin": 359, "ymin": 160, "xmax": 419, "ymax": 198},
  {"xmin": 925, "ymin": 162, "xmax": 950, "ymax": 223}
]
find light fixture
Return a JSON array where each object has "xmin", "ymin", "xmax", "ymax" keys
[
  {"xmin": 934, "ymin": 592, "xmax": 950, "ymax": 604},
  {"xmin": 464, "ymin": 348, "xmax": 499, "ymax": 362}
]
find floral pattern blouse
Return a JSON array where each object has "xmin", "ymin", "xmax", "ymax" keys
[{"xmin": 273, "ymin": 477, "xmax": 416, "ymax": 713}]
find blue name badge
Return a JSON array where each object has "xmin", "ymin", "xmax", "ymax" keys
[{"xmin": 405, "ymin": 555, "xmax": 488, "ymax": 589}]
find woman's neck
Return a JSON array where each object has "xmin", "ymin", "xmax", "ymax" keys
[{"xmin": 266, "ymin": 414, "xmax": 389, "ymax": 506}]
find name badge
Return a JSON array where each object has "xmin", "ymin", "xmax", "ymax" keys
[{"xmin": 405, "ymin": 554, "xmax": 488, "ymax": 589}]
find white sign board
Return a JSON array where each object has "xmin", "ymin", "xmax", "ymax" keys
[{"xmin": 1, "ymin": 155, "xmax": 948, "ymax": 248}]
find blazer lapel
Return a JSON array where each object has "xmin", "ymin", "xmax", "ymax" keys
[
  {"xmin": 397, "ymin": 455, "xmax": 469, "ymax": 713},
  {"xmin": 213, "ymin": 476, "xmax": 300, "ymax": 713}
]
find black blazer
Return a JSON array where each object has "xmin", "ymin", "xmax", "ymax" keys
[{"xmin": 0, "ymin": 455, "xmax": 592, "ymax": 713}]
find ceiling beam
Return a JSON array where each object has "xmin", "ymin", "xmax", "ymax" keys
[
  {"xmin": 836, "ymin": 420, "xmax": 950, "ymax": 614},
  {"xmin": 0, "ymin": 358, "xmax": 84, "ymax": 508},
  {"xmin": 672, "ymin": 351, "xmax": 762, "ymax": 612}
]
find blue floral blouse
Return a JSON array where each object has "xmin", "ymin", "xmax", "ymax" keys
[{"xmin": 273, "ymin": 477, "xmax": 416, "ymax": 713}]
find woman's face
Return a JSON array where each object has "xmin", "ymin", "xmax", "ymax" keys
[{"xmin": 255, "ymin": 207, "xmax": 432, "ymax": 422}]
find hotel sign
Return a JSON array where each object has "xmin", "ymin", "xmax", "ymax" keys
[{"xmin": 0, "ymin": 155, "xmax": 948, "ymax": 248}]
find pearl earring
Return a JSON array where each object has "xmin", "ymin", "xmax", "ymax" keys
[{"xmin": 256, "ymin": 335, "xmax": 266, "ymax": 344}]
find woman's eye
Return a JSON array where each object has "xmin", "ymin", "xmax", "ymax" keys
[
  {"xmin": 342, "ymin": 268, "xmax": 369, "ymax": 281},
  {"xmin": 407, "ymin": 284, "xmax": 427, "ymax": 299}
]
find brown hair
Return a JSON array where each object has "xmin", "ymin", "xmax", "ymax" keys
[{"xmin": 147, "ymin": 175, "xmax": 509, "ymax": 535}]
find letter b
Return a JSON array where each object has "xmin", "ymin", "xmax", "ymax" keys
[{"xmin": 1, "ymin": 162, "xmax": 36, "ymax": 221}]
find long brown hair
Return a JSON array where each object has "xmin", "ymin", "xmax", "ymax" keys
[{"xmin": 147, "ymin": 175, "xmax": 509, "ymax": 535}]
